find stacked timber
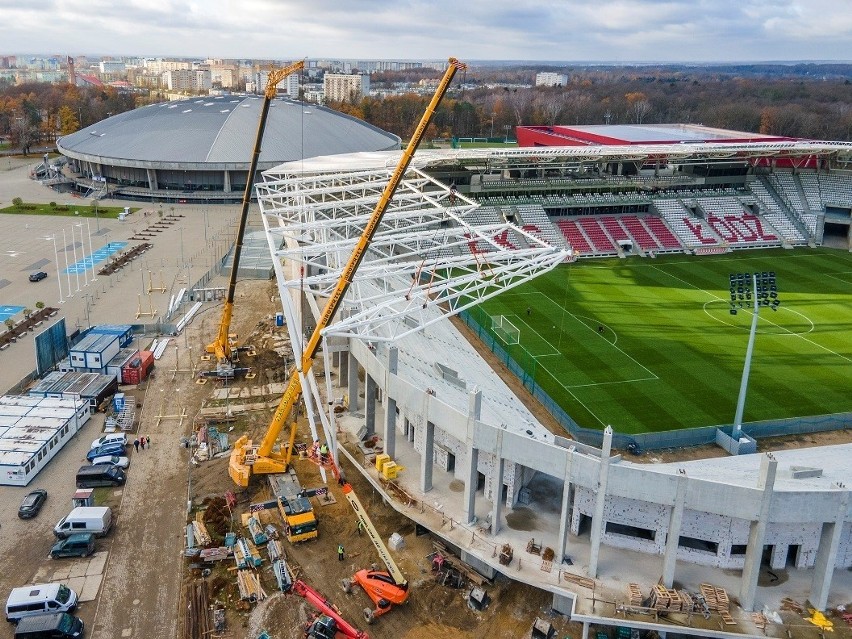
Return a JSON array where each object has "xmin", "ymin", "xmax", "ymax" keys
[
  {"xmin": 236, "ymin": 570, "xmax": 266, "ymax": 603},
  {"xmin": 191, "ymin": 520, "xmax": 211, "ymax": 547},
  {"xmin": 199, "ymin": 547, "xmax": 231, "ymax": 562},
  {"xmin": 627, "ymin": 584, "xmax": 644, "ymax": 607},
  {"xmin": 182, "ymin": 581, "xmax": 211, "ymax": 639}
]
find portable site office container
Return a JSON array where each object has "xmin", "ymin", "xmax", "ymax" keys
[
  {"xmin": 88, "ymin": 324, "xmax": 133, "ymax": 348},
  {"xmin": 68, "ymin": 333, "xmax": 119, "ymax": 370},
  {"xmin": 0, "ymin": 396, "xmax": 88, "ymax": 486},
  {"xmin": 28, "ymin": 372, "xmax": 117, "ymax": 412},
  {"xmin": 106, "ymin": 348, "xmax": 139, "ymax": 384}
]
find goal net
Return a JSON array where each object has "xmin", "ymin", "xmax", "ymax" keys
[{"xmin": 491, "ymin": 315, "xmax": 520, "ymax": 345}]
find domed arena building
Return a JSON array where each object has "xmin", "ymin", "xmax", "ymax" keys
[{"xmin": 55, "ymin": 95, "xmax": 400, "ymax": 203}]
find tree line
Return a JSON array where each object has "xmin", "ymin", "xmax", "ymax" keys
[
  {"xmin": 333, "ymin": 66, "xmax": 852, "ymax": 143},
  {"xmin": 0, "ymin": 83, "xmax": 135, "ymax": 153}
]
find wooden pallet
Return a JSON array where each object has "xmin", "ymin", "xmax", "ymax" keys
[
  {"xmin": 562, "ymin": 571, "xmax": 595, "ymax": 589},
  {"xmin": 720, "ymin": 611, "xmax": 737, "ymax": 626},
  {"xmin": 627, "ymin": 583, "xmax": 644, "ymax": 607},
  {"xmin": 751, "ymin": 612, "xmax": 767, "ymax": 630},
  {"xmin": 236, "ymin": 570, "xmax": 266, "ymax": 602}
]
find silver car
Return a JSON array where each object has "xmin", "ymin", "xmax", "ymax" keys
[{"xmin": 89, "ymin": 455, "xmax": 130, "ymax": 469}]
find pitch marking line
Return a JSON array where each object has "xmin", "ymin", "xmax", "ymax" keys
[
  {"xmin": 510, "ymin": 315, "xmax": 560, "ymax": 357},
  {"xmin": 651, "ymin": 264, "xmax": 852, "ymax": 365},
  {"xmin": 501, "ymin": 290, "xmax": 659, "ymax": 381}
]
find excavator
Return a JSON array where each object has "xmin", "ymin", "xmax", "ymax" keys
[
  {"xmin": 205, "ymin": 60, "xmax": 305, "ymax": 377},
  {"xmin": 228, "ymin": 57, "xmax": 467, "ymax": 486}
]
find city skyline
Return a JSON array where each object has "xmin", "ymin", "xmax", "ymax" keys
[{"xmin": 1, "ymin": 0, "xmax": 851, "ymax": 64}]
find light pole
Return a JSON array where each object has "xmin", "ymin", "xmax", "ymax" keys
[
  {"xmin": 503, "ymin": 124, "xmax": 511, "ymax": 143},
  {"xmin": 86, "ymin": 219, "xmax": 97, "ymax": 281},
  {"xmin": 729, "ymin": 271, "xmax": 780, "ymax": 438},
  {"xmin": 75, "ymin": 223, "xmax": 89, "ymax": 287},
  {"xmin": 62, "ymin": 228, "xmax": 73, "ymax": 297},
  {"xmin": 71, "ymin": 224, "xmax": 81, "ymax": 292},
  {"xmin": 47, "ymin": 235, "xmax": 64, "ymax": 304},
  {"xmin": 179, "ymin": 226, "xmax": 185, "ymax": 267},
  {"xmin": 490, "ymin": 112, "xmax": 496, "ymax": 138}
]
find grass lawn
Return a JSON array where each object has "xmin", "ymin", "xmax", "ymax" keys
[
  {"xmin": 471, "ymin": 248, "xmax": 852, "ymax": 434},
  {"xmin": 0, "ymin": 202, "xmax": 137, "ymax": 218}
]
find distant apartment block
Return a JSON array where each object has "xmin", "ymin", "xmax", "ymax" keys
[
  {"xmin": 535, "ymin": 71, "xmax": 569, "ymax": 87},
  {"xmin": 99, "ymin": 60, "xmax": 126, "ymax": 74},
  {"xmin": 323, "ymin": 73, "xmax": 370, "ymax": 102},
  {"xmin": 162, "ymin": 68, "xmax": 211, "ymax": 92}
]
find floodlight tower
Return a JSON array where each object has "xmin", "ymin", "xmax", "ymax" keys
[{"xmin": 728, "ymin": 271, "xmax": 780, "ymax": 439}]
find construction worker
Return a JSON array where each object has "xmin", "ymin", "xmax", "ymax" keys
[
  {"xmin": 319, "ymin": 442, "xmax": 329, "ymax": 464},
  {"xmin": 337, "ymin": 543, "xmax": 344, "ymax": 561},
  {"xmin": 357, "ymin": 519, "xmax": 365, "ymax": 536}
]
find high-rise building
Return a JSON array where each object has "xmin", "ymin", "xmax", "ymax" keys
[
  {"xmin": 323, "ymin": 73, "xmax": 370, "ymax": 103},
  {"xmin": 535, "ymin": 72, "xmax": 569, "ymax": 87}
]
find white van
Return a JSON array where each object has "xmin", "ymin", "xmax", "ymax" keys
[
  {"xmin": 5, "ymin": 583, "xmax": 78, "ymax": 623},
  {"xmin": 53, "ymin": 506, "xmax": 112, "ymax": 539}
]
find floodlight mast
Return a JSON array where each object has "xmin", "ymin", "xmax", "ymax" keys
[{"xmin": 730, "ymin": 272, "xmax": 779, "ymax": 439}]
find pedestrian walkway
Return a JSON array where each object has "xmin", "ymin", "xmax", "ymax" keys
[{"xmin": 64, "ymin": 241, "xmax": 128, "ymax": 274}]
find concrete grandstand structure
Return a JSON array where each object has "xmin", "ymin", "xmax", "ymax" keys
[
  {"xmin": 257, "ymin": 138, "xmax": 852, "ymax": 637},
  {"xmin": 54, "ymin": 95, "xmax": 400, "ymax": 203}
]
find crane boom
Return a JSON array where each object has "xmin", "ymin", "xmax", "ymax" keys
[
  {"xmin": 293, "ymin": 580, "xmax": 369, "ymax": 639},
  {"xmin": 206, "ymin": 60, "xmax": 305, "ymax": 369},
  {"xmin": 229, "ymin": 57, "xmax": 467, "ymax": 486},
  {"xmin": 342, "ymin": 483, "xmax": 406, "ymax": 585}
]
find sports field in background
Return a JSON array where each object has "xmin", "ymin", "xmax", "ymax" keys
[{"xmin": 470, "ymin": 248, "xmax": 852, "ymax": 434}]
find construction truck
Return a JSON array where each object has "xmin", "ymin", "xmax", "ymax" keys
[
  {"xmin": 228, "ymin": 57, "xmax": 467, "ymax": 487},
  {"xmin": 205, "ymin": 60, "xmax": 305, "ymax": 378},
  {"xmin": 292, "ymin": 580, "xmax": 369, "ymax": 639},
  {"xmin": 268, "ymin": 471, "xmax": 318, "ymax": 543}
]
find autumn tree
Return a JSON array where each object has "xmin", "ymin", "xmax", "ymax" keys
[{"xmin": 58, "ymin": 105, "xmax": 80, "ymax": 135}]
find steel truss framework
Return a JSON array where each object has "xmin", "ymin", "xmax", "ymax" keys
[{"xmin": 257, "ymin": 163, "xmax": 570, "ymax": 342}]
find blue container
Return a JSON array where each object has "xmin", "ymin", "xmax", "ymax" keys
[
  {"xmin": 113, "ymin": 392, "xmax": 125, "ymax": 411},
  {"xmin": 275, "ymin": 312, "xmax": 285, "ymax": 327},
  {"xmin": 224, "ymin": 532, "xmax": 237, "ymax": 547}
]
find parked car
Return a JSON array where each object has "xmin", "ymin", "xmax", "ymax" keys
[
  {"xmin": 28, "ymin": 271, "xmax": 47, "ymax": 282},
  {"xmin": 53, "ymin": 507, "xmax": 112, "ymax": 539},
  {"xmin": 90, "ymin": 433, "xmax": 127, "ymax": 450},
  {"xmin": 49, "ymin": 533, "xmax": 95, "ymax": 559},
  {"xmin": 85, "ymin": 442, "xmax": 125, "ymax": 462},
  {"xmin": 89, "ymin": 455, "xmax": 129, "ymax": 469},
  {"xmin": 17, "ymin": 488, "xmax": 47, "ymax": 519},
  {"xmin": 13, "ymin": 612, "xmax": 83, "ymax": 638}
]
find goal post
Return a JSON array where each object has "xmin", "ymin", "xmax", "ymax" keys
[{"xmin": 491, "ymin": 314, "xmax": 520, "ymax": 345}]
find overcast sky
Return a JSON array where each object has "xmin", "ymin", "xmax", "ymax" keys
[{"xmin": 2, "ymin": 0, "xmax": 851, "ymax": 63}]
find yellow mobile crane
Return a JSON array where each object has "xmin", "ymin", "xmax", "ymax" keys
[
  {"xmin": 229, "ymin": 57, "xmax": 467, "ymax": 486},
  {"xmin": 206, "ymin": 60, "xmax": 305, "ymax": 375}
]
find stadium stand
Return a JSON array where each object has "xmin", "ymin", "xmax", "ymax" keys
[
  {"xmin": 513, "ymin": 204, "xmax": 569, "ymax": 249},
  {"xmin": 555, "ymin": 218, "xmax": 594, "ymax": 254},
  {"xmin": 620, "ymin": 215, "xmax": 661, "ymax": 251},
  {"xmin": 653, "ymin": 198, "xmax": 722, "ymax": 247},
  {"xmin": 642, "ymin": 216, "xmax": 684, "ymax": 250},
  {"xmin": 578, "ymin": 217, "xmax": 619, "ymax": 253},
  {"xmin": 748, "ymin": 179, "xmax": 810, "ymax": 243}
]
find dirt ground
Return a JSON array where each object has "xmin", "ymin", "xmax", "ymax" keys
[{"xmin": 174, "ymin": 280, "xmax": 577, "ymax": 639}]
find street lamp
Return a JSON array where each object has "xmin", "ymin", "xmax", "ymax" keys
[
  {"xmin": 75, "ymin": 223, "xmax": 89, "ymax": 287},
  {"xmin": 46, "ymin": 235, "xmax": 64, "ymax": 304},
  {"xmin": 61, "ymin": 228, "xmax": 73, "ymax": 297},
  {"xmin": 503, "ymin": 124, "xmax": 512, "ymax": 143},
  {"xmin": 729, "ymin": 271, "xmax": 780, "ymax": 438},
  {"xmin": 70, "ymin": 223, "xmax": 81, "ymax": 292},
  {"xmin": 86, "ymin": 219, "xmax": 97, "ymax": 282},
  {"xmin": 490, "ymin": 112, "xmax": 496, "ymax": 138}
]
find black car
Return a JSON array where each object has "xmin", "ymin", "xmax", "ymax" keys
[
  {"xmin": 18, "ymin": 488, "xmax": 47, "ymax": 519},
  {"xmin": 28, "ymin": 271, "xmax": 47, "ymax": 282}
]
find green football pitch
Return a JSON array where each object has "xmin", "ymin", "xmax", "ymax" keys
[{"xmin": 470, "ymin": 248, "xmax": 852, "ymax": 434}]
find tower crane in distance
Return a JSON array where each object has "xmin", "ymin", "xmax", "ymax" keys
[
  {"xmin": 205, "ymin": 60, "xmax": 306, "ymax": 377},
  {"xmin": 228, "ymin": 57, "xmax": 467, "ymax": 486}
]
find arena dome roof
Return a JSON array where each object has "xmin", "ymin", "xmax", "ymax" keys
[{"xmin": 57, "ymin": 94, "xmax": 400, "ymax": 170}]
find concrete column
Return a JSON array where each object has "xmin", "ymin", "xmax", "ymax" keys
[
  {"xmin": 347, "ymin": 352, "xmax": 358, "ymax": 413},
  {"xmin": 490, "ymin": 453, "xmax": 505, "ymax": 536},
  {"xmin": 463, "ymin": 447, "xmax": 479, "ymax": 525},
  {"xmin": 462, "ymin": 389, "xmax": 482, "ymax": 525},
  {"xmin": 364, "ymin": 374, "xmax": 376, "ymax": 438},
  {"xmin": 146, "ymin": 168, "xmax": 158, "ymax": 190},
  {"xmin": 581, "ymin": 621, "xmax": 590, "ymax": 639},
  {"xmin": 338, "ymin": 351, "xmax": 348, "ymax": 388},
  {"xmin": 383, "ymin": 347, "xmax": 398, "ymax": 458},
  {"xmin": 588, "ymin": 426, "xmax": 613, "ymax": 578},
  {"xmin": 223, "ymin": 169, "xmax": 231, "ymax": 193},
  {"xmin": 740, "ymin": 453, "xmax": 778, "ymax": 611},
  {"xmin": 556, "ymin": 449, "xmax": 574, "ymax": 562},
  {"xmin": 419, "ymin": 420, "xmax": 435, "ymax": 493},
  {"xmin": 332, "ymin": 352, "xmax": 340, "ymax": 368},
  {"xmin": 662, "ymin": 470, "xmax": 688, "ymax": 588},
  {"xmin": 810, "ymin": 489, "xmax": 849, "ymax": 611}
]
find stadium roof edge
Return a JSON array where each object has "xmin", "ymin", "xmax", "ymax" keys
[{"xmin": 264, "ymin": 140, "xmax": 852, "ymax": 176}]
